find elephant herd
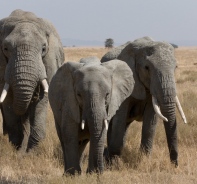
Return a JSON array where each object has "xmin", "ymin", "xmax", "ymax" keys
[{"xmin": 0, "ymin": 10, "xmax": 187, "ymax": 175}]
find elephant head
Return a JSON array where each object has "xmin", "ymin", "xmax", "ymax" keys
[
  {"xmin": 49, "ymin": 57, "xmax": 134, "ymax": 174},
  {"xmin": 101, "ymin": 37, "xmax": 186, "ymax": 164},
  {"xmin": 0, "ymin": 9, "xmax": 64, "ymax": 115}
]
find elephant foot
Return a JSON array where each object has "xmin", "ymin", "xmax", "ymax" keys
[
  {"xmin": 171, "ymin": 159, "xmax": 178, "ymax": 168},
  {"xmin": 16, "ymin": 147, "xmax": 27, "ymax": 158},
  {"xmin": 103, "ymin": 147, "xmax": 111, "ymax": 165},
  {"xmin": 103, "ymin": 147, "xmax": 122, "ymax": 169},
  {"xmin": 63, "ymin": 169, "xmax": 81, "ymax": 176},
  {"xmin": 86, "ymin": 167, "xmax": 103, "ymax": 174}
]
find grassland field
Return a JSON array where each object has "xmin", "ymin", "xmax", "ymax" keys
[{"xmin": 0, "ymin": 47, "xmax": 196, "ymax": 184}]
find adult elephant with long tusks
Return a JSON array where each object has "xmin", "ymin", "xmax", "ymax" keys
[
  {"xmin": 0, "ymin": 9, "xmax": 64, "ymax": 151},
  {"xmin": 48, "ymin": 57, "xmax": 134, "ymax": 175},
  {"xmin": 101, "ymin": 36, "xmax": 187, "ymax": 167}
]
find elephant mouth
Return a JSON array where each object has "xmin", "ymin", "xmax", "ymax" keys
[{"xmin": 152, "ymin": 95, "xmax": 187, "ymax": 124}]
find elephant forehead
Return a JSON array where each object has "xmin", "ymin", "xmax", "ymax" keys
[
  {"xmin": 74, "ymin": 67, "xmax": 112, "ymax": 89},
  {"xmin": 76, "ymin": 66, "xmax": 111, "ymax": 79},
  {"xmin": 10, "ymin": 23, "xmax": 44, "ymax": 39},
  {"xmin": 147, "ymin": 46, "xmax": 176, "ymax": 65}
]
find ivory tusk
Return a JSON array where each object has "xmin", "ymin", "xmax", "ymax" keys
[
  {"xmin": 41, "ymin": 79, "xmax": 49, "ymax": 93},
  {"xmin": 104, "ymin": 119, "xmax": 108, "ymax": 131},
  {"xmin": 175, "ymin": 96, "xmax": 187, "ymax": 124},
  {"xmin": 81, "ymin": 120, "xmax": 85, "ymax": 130},
  {"xmin": 152, "ymin": 96, "xmax": 168, "ymax": 122},
  {"xmin": 0, "ymin": 83, "xmax": 9, "ymax": 103}
]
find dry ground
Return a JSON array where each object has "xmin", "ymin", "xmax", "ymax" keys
[{"xmin": 0, "ymin": 47, "xmax": 197, "ymax": 184}]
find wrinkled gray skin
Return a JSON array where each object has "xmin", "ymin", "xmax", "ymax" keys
[
  {"xmin": 0, "ymin": 10, "xmax": 64, "ymax": 151},
  {"xmin": 101, "ymin": 37, "xmax": 179, "ymax": 166},
  {"xmin": 49, "ymin": 56, "xmax": 134, "ymax": 174}
]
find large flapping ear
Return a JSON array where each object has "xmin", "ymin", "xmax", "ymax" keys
[
  {"xmin": 37, "ymin": 18, "xmax": 65, "ymax": 84},
  {"xmin": 101, "ymin": 59, "xmax": 134, "ymax": 120},
  {"xmin": 0, "ymin": 48, "xmax": 7, "ymax": 89},
  {"xmin": 101, "ymin": 40, "xmax": 147, "ymax": 100},
  {"xmin": 118, "ymin": 43, "xmax": 146, "ymax": 100},
  {"xmin": 0, "ymin": 18, "xmax": 9, "ymax": 91},
  {"xmin": 49, "ymin": 62, "xmax": 82, "ymax": 123}
]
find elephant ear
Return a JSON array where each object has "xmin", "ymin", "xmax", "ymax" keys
[
  {"xmin": 101, "ymin": 41, "xmax": 147, "ymax": 100},
  {"xmin": 0, "ymin": 18, "xmax": 8, "ymax": 91},
  {"xmin": 102, "ymin": 59, "xmax": 134, "ymax": 120},
  {"xmin": 49, "ymin": 61, "xmax": 83, "ymax": 124},
  {"xmin": 37, "ymin": 18, "xmax": 65, "ymax": 84},
  {"xmin": 101, "ymin": 41, "xmax": 131, "ymax": 63}
]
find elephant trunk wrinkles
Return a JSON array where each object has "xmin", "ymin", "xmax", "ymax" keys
[
  {"xmin": 159, "ymin": 100, "xmax": 178, "ymax": 163},
  {"xmin": 156, "ymin": 78, "xmax": 178, "ymax": 163},
  {"xmin": 10, "ymin": 45, "xmax": 40, "ymax": 115},
  {"xmin": 87, "ymin": 94, "xmax": 107, "ymax": 173}
]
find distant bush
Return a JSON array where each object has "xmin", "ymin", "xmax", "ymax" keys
[{"xmin": 105, "ymin": 38, "xmax": 114, "ymax": 48}]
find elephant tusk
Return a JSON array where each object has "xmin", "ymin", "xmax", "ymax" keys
[
  {"xmin": 0, "ymin": 83, "xmax": 9, "ymax": 103},
  {"xmin": 152, "ymin": 96, "xmax": 168, "ymax": 122},
  {"xmin": 104, "ymin": 119, "xmax": 108, "ymax": 131},
  {"xmin": 175, "ymin": 96, "xmax": 187, "ymax": 124},
  {"xmin": 81, "ymin": 120, "xmax": 85, "ymax": 130},
  {"xmin": 41, "ymin": 79, "xmax": 49, "ymax": 93}
]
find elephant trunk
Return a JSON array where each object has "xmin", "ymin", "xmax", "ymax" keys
[
  {"xmin": 160, "ymin": 100, "xmax": 178, "ymax": 165},
  {"xmin": 154, "ymin": 78, "xmax": 178, "ymax": 165},
  {"xmin": 86, "ymin": 95, "xmax": 107, "ymax": 173},
  {"xmin": 5, "ymin": 44, "xmax": 47, "ymax": 115},
  {"xmin": 12, "ymin": 59, "xmax": 39, "ymax": 115},
  {"xmin": 152, "ymin": 71, "xmax": 186, "ymax": 123}
]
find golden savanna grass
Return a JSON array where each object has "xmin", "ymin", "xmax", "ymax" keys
[{"xmin": 0, "ymin": 47, "xmax": 197, "ymax": 184}]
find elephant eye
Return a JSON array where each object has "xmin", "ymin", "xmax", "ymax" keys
[
  {"xmin": 42, "ymin": 44, "xmax": 47, "ymax": 56},
  {"xmin": 42, "ymin": 45, "xmax": 46, "ymax": 52},
  {"xmin": 105, "ymin": 93, "xmax": 110, "ymax": 102},
  {"xmin": 77, "ymin": 93, "xmax": 81, "ymax": 98}
]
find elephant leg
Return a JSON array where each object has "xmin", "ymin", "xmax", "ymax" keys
[
  {"xmin": 2, "ymin": 104, "xmax": 22, "ymax": 148},
  {"xmin": 140, "ymin": 98, "xmax": 158, "ymax": 155},
  {"xmin": 61, "ymin": 116, "xmax": 81, "ymax": 175},
  {"xmin": 27, "ymin": 93, "xmax": 48, "ymax": 150},
  {"xmin": 163, "ymin": 119, "xmax": 178, "ymax": 166},
  {"xmin": 79, "ymin": 139, "xmax": 89, "ymax": 165},
  {"xmin": 106, "ymin": 99, "xmax": 130, "ymax": 160},
  {"xmin": 54, "ymin": 119, "xmax": 67, "ymax": 170}
]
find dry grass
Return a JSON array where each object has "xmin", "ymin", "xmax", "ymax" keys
[{"xmin": 0, "ymin": 47, "xmax": 197, "ymax": 183}]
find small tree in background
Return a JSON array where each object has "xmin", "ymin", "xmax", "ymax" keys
[{"xmin": 105, "ymin": 38, "xmax": 114, "ymax": 48}]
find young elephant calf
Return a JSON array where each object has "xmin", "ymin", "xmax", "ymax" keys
[{"xmin": 48, "ymin": 57, "xmax": 134, "ymax": 175}]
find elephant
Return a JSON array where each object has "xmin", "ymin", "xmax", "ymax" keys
[
  {"xmin": 0, "ymin": 9, "xmax": 64, "ymax": 152},
  {"xmin": 48, "ymin": 56, "xmax": 134, "ymax": 174},
  {"xmin": 101, "ymin": 36, "xmax": 187, "ymax": 167}
]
